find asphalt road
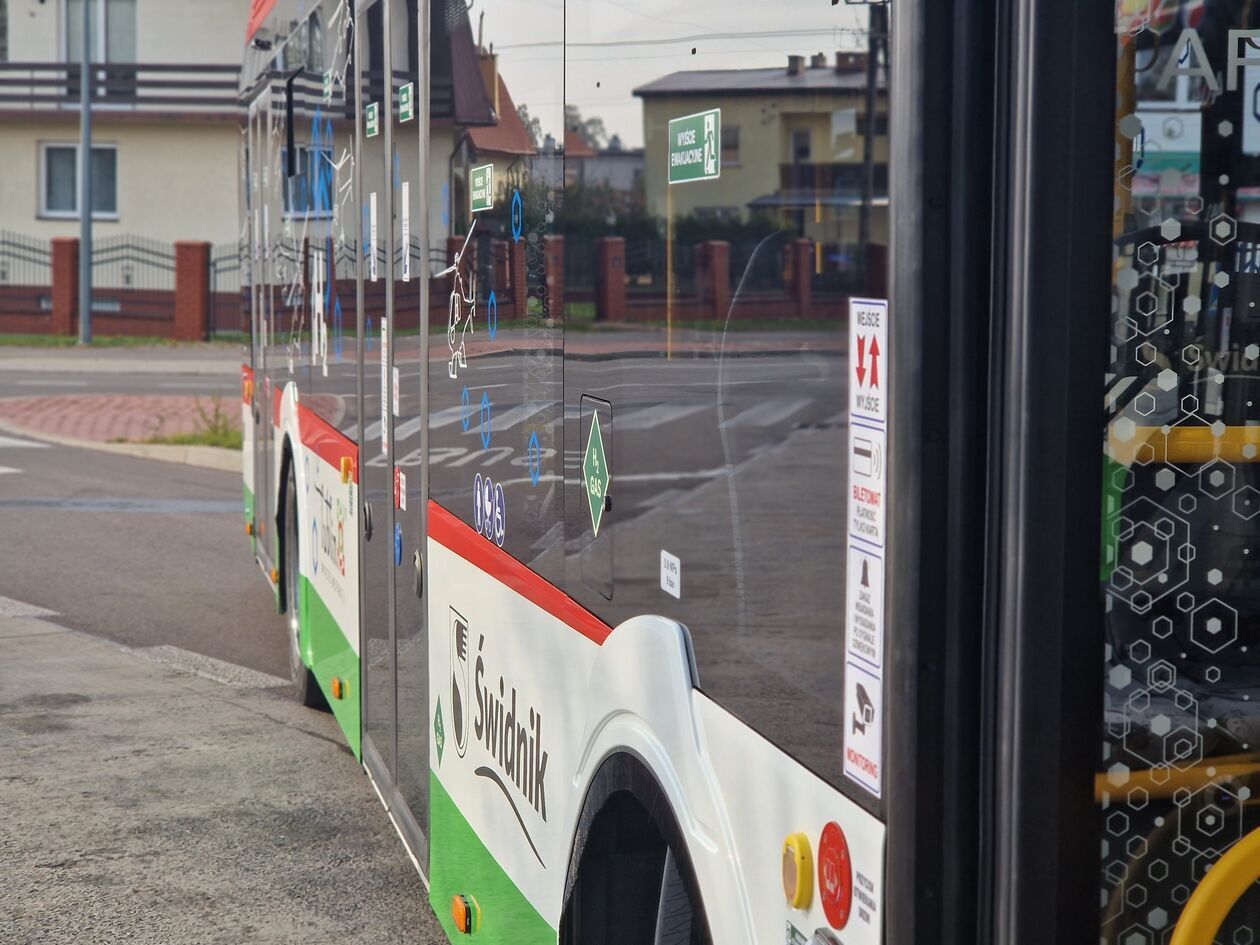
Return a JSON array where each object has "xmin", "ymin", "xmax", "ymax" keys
[{"xmin": 0, "ymin": 423, "xmax": 446, "ymax": 943}]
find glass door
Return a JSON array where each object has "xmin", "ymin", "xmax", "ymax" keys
[{"xmin": 1098, "ymin": 4, "xmax": 1260, "ymax": 940}]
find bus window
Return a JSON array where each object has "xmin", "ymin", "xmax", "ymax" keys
[
  {"xmin": 1101, "ymin": 4, "xmax": 1260, "ymax": 939},
  {"xmin": 562, "ymin": 2, "xmax": 888, "ymax": 794}
]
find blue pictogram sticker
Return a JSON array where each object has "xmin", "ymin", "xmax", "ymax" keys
[
  {"xmin": 480, "ymin": 392, "xmax": 492, "ymax": 449},
  {"xmin": 460, "ymin": 386, "xmax": 471, "ymax": 431},
  {"xmin": 527, "ymin": 431, "xmax": 541, "ymax": 487},
  {"xmin": 394, "ymin": 522, "xmax": 403, "ymax": 566},
  {"xmin": 511, "ymin": 189, "xmax": 523, "ymax": 243},
  {"xmin": 487, "ymin": 290, "xmax": 498, "ymax": 340}
]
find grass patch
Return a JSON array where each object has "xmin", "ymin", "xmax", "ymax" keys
[{"xmin": 127, "ymin": 396, "xmax": 242, "ymax": 450}]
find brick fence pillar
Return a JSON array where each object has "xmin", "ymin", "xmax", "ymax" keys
[
  {"xmin": 50, "ymin": 237, "xmax": 78, "ymax": 336},
  {"xmin": 700, "ymin": 240, "xmax": 730, "ymax": 320},
  {"xmin": 509, "ymin": 237, "xmax": 528, "ymax": 317},
  {"xmin": 543, "ymin": 234, "xmax": 564, "ymax": 320},
  {"xmin": 174, "ymin": 241, "xmax": 211, "ymax": 341},
  {"xmin": 595, "ymin": 236, "xmax": 625, "ymax": 322},
  {"xmin": 791, "ymin": 239, "xmax": 813, "ymax": 317}
]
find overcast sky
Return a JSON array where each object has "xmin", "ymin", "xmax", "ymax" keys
[{"xmin": 477, "ymin": 0, "xmax": 872, "ymax": 149}]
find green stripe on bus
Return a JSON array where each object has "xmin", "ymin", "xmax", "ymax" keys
[
  {"xmin": 243, "ymin": 483, "xmax": 255, "ymax": 553},
  {"xmin": 429, "ymin": 773, "xmax": 554, "ymax": 943},
  {"xmin": 300, "ymin": 576, "xmax": 361, "ymax": 759}
]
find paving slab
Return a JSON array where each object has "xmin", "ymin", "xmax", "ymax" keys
[{"xmin": 0, "ymin": 616, "xmax": 442, "ymax": 944}]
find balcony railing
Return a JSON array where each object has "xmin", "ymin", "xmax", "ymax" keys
[
  {"xmin": 0, "ymin": 62, "xmax": 240, "ymax": 115},
  {"xmin": 779, "ymin": 161, "xmax": 890, "ymax": 195}
]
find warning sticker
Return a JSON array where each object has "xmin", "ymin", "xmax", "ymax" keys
[
  {"xmin": 844, "ymin": 297, "xmax": 888, "ymax": 799},
  {"xmin": 843, "ymin": 661, "xmax": 882, "ymax": 796},
  {"xmin": 845, "ymin": 547, "xmax": 883, "ymax": 670}
]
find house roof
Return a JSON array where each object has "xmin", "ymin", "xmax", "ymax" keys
[
  {"xmin": 448, "ymin": 12, "xmax": 495, "ymax": 126},
  {"xmin": 467, "ymin": 75, "xmax": 537, "ymax": 157},
  {"xmin": 634, "ymin": 65, "xmax": 884, "ymax": 98},
  {"xmin": 564, "ymin": 129, "xmax": 596, "ymax": 158}
]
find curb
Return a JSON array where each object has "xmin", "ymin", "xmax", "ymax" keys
[{"xmin": 0, "ymin": 417, "xmax": 240, "ymax": 473}]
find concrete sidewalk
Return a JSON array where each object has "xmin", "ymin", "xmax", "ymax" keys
[
  {"xmin": 0, "ymin": 394, "xmax": 242, "ymax": 473},
  {"xmin": 0, "ymin": 611, "xmax": 440, "ymax": 944}
]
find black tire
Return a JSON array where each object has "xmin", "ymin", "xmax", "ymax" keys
[{"xmin": 284, "ymin": 459, "xmax": 324, "ymax": 708}]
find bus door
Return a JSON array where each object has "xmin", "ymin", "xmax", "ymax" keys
[
  {"xmin": 359, "ymin": 0, "xmax": 431, "ymax": 860},
  {"xmin": 388, "ymin": 0, "xmax": 430, "ymax": 867},
  {"xmin": 249, "ymin": 87, "xmax": 277, "ymax": 573}
]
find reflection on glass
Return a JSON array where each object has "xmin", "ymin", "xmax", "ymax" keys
[{"xmin": 1102, "ymin": 4, "xmax": 1260, "ymax": 939}]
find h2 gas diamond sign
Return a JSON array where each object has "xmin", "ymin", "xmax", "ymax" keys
[{"xmin": 583, "ymin": 412, "xmax": 610, "ymax": 537}]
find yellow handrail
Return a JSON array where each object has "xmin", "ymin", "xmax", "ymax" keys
[{"xmin": 1169, "ymin": 826, "xmax": 1260, "ymax": 945}]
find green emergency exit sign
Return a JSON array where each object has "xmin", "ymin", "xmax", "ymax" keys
[
  {"xmin": 365, "ymin": 101, "xmax": 379, "ymax": 138},
  {"xmin": 469, "ymin": 163, "xmax": 494, "ymax": 213},
  {"xmin": 667, "ymin": 108, "xmax": 720, "ymax": 185},
  {"xmin": 399, "ymin": 82, "xmax": 414, "ymax": 122}
]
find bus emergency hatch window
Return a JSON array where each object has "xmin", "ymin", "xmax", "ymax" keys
[
  {"xmin": 1100, "ymin": 5, "xmax": 1260, "ymax": 939},
  {"xmin": 561, "ymin": 0, "xmax": 889, "ymax": 797}
]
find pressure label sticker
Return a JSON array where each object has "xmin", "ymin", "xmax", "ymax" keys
[
  {"xmin": 401, "ymin": 181, "xmax": 411, "ymax": 282},
  {"xmin": 369, "ymin": 191, "xmax": 378, "ymax": 282},
  {"xmin": 844, "ymin": 297, "xmax": 889, "ymax": 799},
  {"xmin": 380, "ymin": 317, "xmax": 389, "ymax": 455}
]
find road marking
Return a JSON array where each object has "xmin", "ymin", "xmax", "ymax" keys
[
  {"xmin": 720, "ymin": 397, "xmax": 811, "ymax": 428},
  {"xmin": 130, "ymin": 644, "xmax": 289, "ymax": 689},
  {"xmin": 0, "ymin": 435, "xmax": 49, "ymax": 449},
  {"xmin": 15, "ymin": 379, "xmax": 88, "ymax": 387},
  {"xmin": 0, "ymin": 466, "xmax": 19, "ymax": 475},
  {"xmin": 619, "ymin": 403, "xmax": 709, "ymax": 431},
  {"xmin": 0, "ymin": 595, "xmax": 57, "ymax": 618}
]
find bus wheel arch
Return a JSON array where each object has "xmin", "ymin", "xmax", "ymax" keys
[
  {"xmin": 277, "ymin": 434, "xmax": 322, "ymax": 708},
  {"xmin": 560, "ymin": 750, "xmax": 713, "ymax": 945}
]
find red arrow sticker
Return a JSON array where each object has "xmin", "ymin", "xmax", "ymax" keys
[{"xmin": 817, "ymin": 821, "xmax": 853, "ymax": 930}]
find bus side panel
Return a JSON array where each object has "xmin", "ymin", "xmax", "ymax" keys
[
  {"xmin": 294, "ymin": 400, "xmax": 362, "ymax": 758},
  {"xmin": 695, "ymin": 696, "xmax": 886, "ymax": 944},
  {"xmin": 242, "ymin": 364, "xmax": 255, "ymax": 549},
  {"xmin": 426, "ymin": 525, "xmax": 603, "ymax": 942}
]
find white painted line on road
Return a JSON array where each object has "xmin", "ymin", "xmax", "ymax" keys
[
  {"xmin": 0, "ymin": 435, "xmax": 49, "ymax": 449},
  {"xmin": 15, "ymin": 379, "xmax": 88, "ymax": 387},
  {"xmin": 619, "ymin": 403, "xmax": 709, "ymax": 431},
  {"xmin": 0, "ymin": 466, "xmax": 20, "ymax": 475},
  {"xmin": 131, "ymin": 644, "xmax": 289, "ymax": 690},
  {"xmin": 0, "ymin": 595, "xmax": 57, "ymax": 618},
  {"xmin": 720, "ymin": 397, "xmax": 811, "ymax": 428}
]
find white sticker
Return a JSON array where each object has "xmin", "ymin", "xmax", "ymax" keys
[
  {"xmin": 398, "ymin": 469, "xmax": 407, "ymax": 511},
  {"xmin": 401, "ymin": 181, "xmax": 411, "ymax": 283},
  {"xmin": 263, "ymin": 205, "xmax": 270, "ymax": 259},
  {"xmin": 843, "ymin": 661, "xmax": 882, "ymax": 796},
  {"xmin": 845, "ymin": 546, "xmax": 883, "ymax": 669},
  {"xmin": 392, "ymin": 365, "xmax": 400, "ymax": 417},
  {"xmin": 380, "ymin": 316, "xmax": 389, "ymax": 456},
  {"xmin": 850, "ymin": 298, "xmax": 887, "ymax": 424},
  {"xmin": 369, "ymin": 191, "xmax": 378, "ymax": 282},
  {"xmin": 660, "ymin": 550, "xmax": 681, "ymax": 599},
  {"xmin": 847, "ymin": 424, "xmax": 885, "ymax": 549},
  {"xmin": 844, "ymin": 298, "xmax": 889, "ymax": 800}
]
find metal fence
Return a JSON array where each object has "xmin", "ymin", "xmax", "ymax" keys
[
  {"xmin": 0, "ymin": 230, "xmax": 52, "ymax": 317},
  {"xmin": 91, "ymin": 235, "xmax": 176, "ymax": 319}
]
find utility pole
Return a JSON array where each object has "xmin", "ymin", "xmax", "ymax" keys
[
  {"xmin": 859, "ymin": 2, "xmax": 887, "ymax": 265},
  {"xmin": 78, "ymin": 0, "xmax": 93, "ymax": 344}
]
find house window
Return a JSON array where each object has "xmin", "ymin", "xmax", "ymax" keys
[
  {"xmin": 791, "ymin": 128, "xmax": 811, "ymax": 163},
  {"xmin": 282, "ymin": 146, "xmax": 334, "ymax": 218},
  {"xmin": 40, "ymin": 143, "xmax": 118, "ymax": 219},
  {"xmin": 65, "ymin": 0, "xmax": 136, "ymax": 62},
  {"xmin": 721, "ymin": 124, "xmax": 740, "ymax": 166},
  {"xmin": 282, "ymin": 11, "xmax": 324, "ymax": 72}
]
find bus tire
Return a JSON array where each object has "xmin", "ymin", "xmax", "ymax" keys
[
  {"xmin": 560, "ymin": 752, "xmax": 711, "ymax": 945},
  {"xmin": 283, "ymin": 457, "xmax": 324, "ymax": 709}
]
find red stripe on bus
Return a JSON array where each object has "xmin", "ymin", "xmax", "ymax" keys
[
  {"xmin": 241, "ymin": 364, "xmax": 253, "ymax": 405},
  {"xmin": 273, "ymin": 396, "xmax": 282, "ymax": 429},
  {"xmin": 297, "ymin": 402, "xmax": 358, "ymax": 485},
  {"xmin": 428, "ymin": 500, "xmax": 611, "ymax": 646},
  {"xmin": 246, "ymin": 0, "xmax": 279, "ymax": 41}
]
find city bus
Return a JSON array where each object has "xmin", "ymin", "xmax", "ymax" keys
[{"xmin": 237, "ymin": 0, "xmax": 1260, "ymax": 942}]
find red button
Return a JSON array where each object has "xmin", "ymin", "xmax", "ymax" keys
[{"xmin": 817, "ymin": 821, "xmax": 853, "ymax": 929}]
